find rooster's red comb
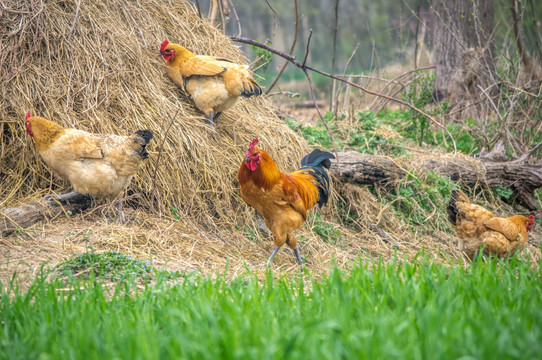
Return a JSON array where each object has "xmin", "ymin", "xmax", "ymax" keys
[
  {"xmin": 248, "ymin": 138, "xmax": 259, "ymax": 151},
  {"xmin": 529, "ymin": 215, "xmax": 535, "ymax": 221},
  {"xmin": 25, "ymin": 112, "xmax": 31, "ymax": 121},
  {"xmin": 160, "ymin": 40, "xmax": 169, "ymax": 52}
]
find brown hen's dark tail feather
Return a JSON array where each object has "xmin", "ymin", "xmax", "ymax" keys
[
  {"xmin": 299, "ymin": 149, "xmax": 335, "ymax": 207},
  {"xmin": 134, "ymin": 130, "xmax": 154, "ymax": 159},
  {"xmin": 241, "ymin": 78, "xmax": 262, "ymax": 98},
  {"xmin": 447, "ymin": 189, "xmax": 470, "ymax": 225}
]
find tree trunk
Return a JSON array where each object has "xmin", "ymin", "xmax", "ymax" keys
[
  {"xmin": 0, "ymin": 193, "xmax": 92, "ymax": 236},
  {"xmin": 431, "ymin": 0, "xmax": 495, "ymax": 99},
  {"xmin": 331, "ymin": 151, "xmax": 542, "ymax": 211}
]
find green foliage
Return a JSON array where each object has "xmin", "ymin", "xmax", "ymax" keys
[
  {"xmin": 493, "ymin": 185, "xmax": 514, "ymax": 201},
  {"xmin": 284, "ymin": 111, "xmax": 405, "ymax": 155},
  {"xmin": 378, "ymin": 109, "xmax": 480, "ymax": 154},
  {"xmin": 251, "ymin": 41, "xmax": 273, "ymax": 75},
  {"xmin": 171, "ymin": 207, "xmax": 181, "ymax": 220},
  {"xmin": 284, "ymin": 117, "xmax": 339, "ymax": 148},
  {"xmin": 309, "ymin": 213, "xmax": 343, "ymax": 245},
  {"xmin": 56, "ymin": 249, "xmax": 154, "ymax": 280},
  {"xmin": 349, "ymin": 111, "xmax": 406, "ymax": 156},
  {"xmin": 378, "ymin": 171, "xmax": 458, "ymax": 231},
  {"xmin": 235, "ymin": 225, "xmax": 259, "ymax": 243},
  {"xmin": 2, "ymin": 257, "xmax": 542, "ymax": 359},
  {"xmin": 401, "ymin": 72, "xmax": 449, "ymax": 146}
]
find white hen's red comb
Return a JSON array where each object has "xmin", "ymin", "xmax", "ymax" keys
[
  {"xmin": 25, "ymin": 112, "xmax": 31, "ymax": 121},
  {"xmin": 160, "ymin": 40, "xmax": 169, "ymax": 52}
]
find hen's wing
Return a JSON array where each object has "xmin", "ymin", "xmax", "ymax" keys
[
  {"xmin": 180, "ymin": 56, "xmax": 228, "ymax": 77},
  {"xmin": 451, "ymin": 194, "xmax": 494, "ymax": 239},
  {"xmin": 56, "ymin": 129, "xmax": 103, "ymax": 159},
  {"xmin": 483, "ymin": 217, "xmax": 523, "ymax": 242}
]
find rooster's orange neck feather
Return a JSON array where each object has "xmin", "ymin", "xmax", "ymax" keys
[{"xmin": 238, "ymin": 149, "xmax": 280, "ymax": 190}]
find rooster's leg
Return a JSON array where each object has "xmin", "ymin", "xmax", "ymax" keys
[
  {"xmin": 293, "ymin": 248, "xmax": 303, "ymax": 265},
  {"xmin": 266, "ymin": 247, "xmax": 281, "ymax": 266}
]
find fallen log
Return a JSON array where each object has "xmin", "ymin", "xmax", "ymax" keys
[
  {"xmin": 0, "ymin": 193, "xmax": 92, "ymax": 236},
  {"xmin": 2, "ymin": 149, "xmax": 540, "ymax": 236},
  {"xmin": 331, "ymin": 150, "xmax": 542, "ymax": 211}
]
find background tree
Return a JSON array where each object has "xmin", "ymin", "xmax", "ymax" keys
[{"xmin": 430, "ymin": 0, "xmax": 495, "ymax": 101}]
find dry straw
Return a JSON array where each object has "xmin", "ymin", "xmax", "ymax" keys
[{"xmin": 0, "ymin": 0, "xmax": 539, "ymax": 282}]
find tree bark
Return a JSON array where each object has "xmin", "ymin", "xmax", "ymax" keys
[
  {"xmin": 431, "ymin": 0, "xmax": 495, "ymax": 99},
  {"xmin": 0, "ymin": 193, "xmax": 92, "ymax": 236},
  {"xmin": 331, "ymin": 151, "xmax": 542, "ymax": 211}
]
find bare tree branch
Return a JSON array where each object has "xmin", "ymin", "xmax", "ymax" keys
[
  {"xmin": 302, "ymin": 29, "xmax": 312, "ymax": 68},
  {"xmin": 194, "ymin": 0, "xmax": 202, "ymax": 19},
  {"xmin": 230, "ymin": 36, "xmax": 457, "ymax": 154}
]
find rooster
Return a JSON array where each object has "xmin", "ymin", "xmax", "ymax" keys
[
  {"xmin": 24, "ymin": 113, "xmax": 153, "ymax": 222},
  {"xmin": 447, "ymin": 189, "xmax": 535, "ymax": 257},
  {"xmin": 238, "ymin": 138, "xmax": 335, "ymax": 265},
  {"xmin": 160, "ymin": 40, "xmax": 262, "ymax": 127}
]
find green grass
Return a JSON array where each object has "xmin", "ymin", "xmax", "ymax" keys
[
  {"xmin": 2, "ymin": 256, "xmax": 542, "ymax": 359},
  {"xmin": 55, "ymin": 249, "xmax": 155, "ymax": 281}
]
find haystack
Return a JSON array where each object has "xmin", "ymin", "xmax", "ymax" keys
[{"xmin": 0, "ymin": 0, "xmax": 306, "ymax": 219}]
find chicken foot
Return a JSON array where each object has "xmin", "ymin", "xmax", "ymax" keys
[
  {"xmin": 114, "ymin": 199, "xmax": 125, "ymax": 224},
  {"xmin": 44, "ymin": 190, "xmax": 81, "ymax": 203},
  {"xmin": 266, "ymin": 247, "xmax": 281, "ymax": 266},
  {"xmin": 266, "ymin": 247, "xmax": 303, "ymax": 266},
  {"xmin": 208, "ymin": 111, "xmax": 222, "ymax": 127}
]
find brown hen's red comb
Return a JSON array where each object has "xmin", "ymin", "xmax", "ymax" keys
[
  {"xmin": 25, "ymin": 112, "xmax": 31, "ymax": 121},
  {"xmin": 160, "ymin": 40, "xmax": 169, "ymax": 52},
  {"xmin": 529, "ymin": 215, "xmax": 535, "ymax": 221}
]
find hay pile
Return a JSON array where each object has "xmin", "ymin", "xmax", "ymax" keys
[
  {"xmin": 1, "ymin": 0, "xmax": 539, "ymax": 282},
  {"xmin": 0, "ymin": 0, "xmax": 307, "ymax": 217}
]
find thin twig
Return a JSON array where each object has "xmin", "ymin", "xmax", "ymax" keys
[
  {"xmin": 303, "ymin": 67, "xmax": 341, "ymax": 174},
  {"xmin": 67, "ymin": 0, "xmax": 82, "ymax": 40},
  {"xmin": 265, "ymin": 0, "xmax": 299, "ymax": 95},
  {"xmin": 335, "ymin": 43, "xmax": 359, "ymax": 112},
  {"xmin": 230, "ymin": 36, "xmax": 457, "ymax": 154},
  {"xmin": 227, "ymin": 0, "xmax": 241, "ymax": 37},
  {"xmin": 302, "ymin": 29, "xmax": 312, "ymax": 68},
  {"xmin": 514, "ymin": 141, "xmax": 542, "ymax": 163},
  {"xmin": 264, "ymin": 0, "xmax": 278, "ymax": 16},
  {"xmin": 299, "ymin": 30, "xmax": 340, "ymax": 173},
  {"xmin": 266, "ymin": 90, "xmax": 300, "ymax": 98},
  {"xmin": 194, "ymin": 0, "xmax": 202, "ymax": 19}
]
